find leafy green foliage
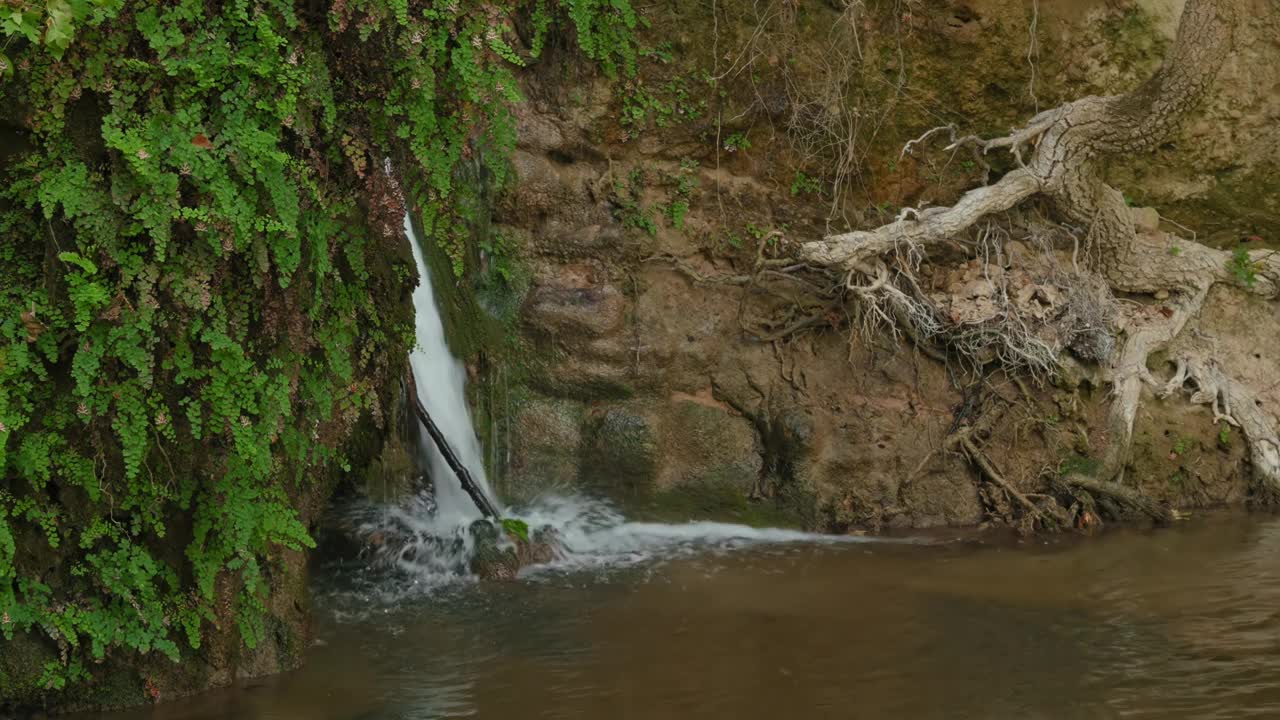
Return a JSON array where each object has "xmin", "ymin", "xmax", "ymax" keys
[
  {"xmin": 500, "ymin": 517, "xmax": 530, "ymax": 542},
  {"xmin": 665, "ymin": 200, "xmax": 690, "ymax": 231},
  {"xmin": 722, "ymin": 230, "xmax": 745, "ymax": 250},
  {"xmin": 1227, "ymin": 246, "xmax": 1258, "ymax": 288},
  {"xmin": 639, "ymin": 41, "xmax": 674, "ymax": 64},
  {"xmin": 790, "ymin": 171, "xmax": 821, "ymax": 197},
  {"xmin": 660, "ymin": 159, "xmax": 698, "ymax": 232},
  {"xmin": 620, "ymin": 75, "xmax": 704, "ymax": 134},
  {"xmin": 1, "ymin": 0, "xmax": 636, "ymax": 696},
  {"xmin": 479, "ymin": 231, "xmax": 518, "ymax": 285},
  {"xmin": 611, "ymin": 169, "xmax": 657, "ymax": 236},
  {"xmin": 559, "ymin": 0, "xmax": 639, "ymax": 76},
  {"xmin": 723, "ymin": 131, "xmax": 751, "ymax": 153}
]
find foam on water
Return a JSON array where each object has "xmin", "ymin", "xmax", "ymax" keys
[
  {"xmin": 340, "ymin": 489, "xmax": 893, "ymax": 600},
  {"xmin": 508, "ymin": 494, "xmax": 877, "ymax": 573}
]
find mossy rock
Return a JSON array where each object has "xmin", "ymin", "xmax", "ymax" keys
[
  {"xmin": 654, "ymin": 397, "xmax": 762, "ymax": 494},
  {"xmin": 639, "ymin": 480, "xmax": 807, "ymax": 529},
  {"xmin": 0, "ymin": 633, "xmax": 57, "ymax": 710},
  {"xmin": 362, "ymin": 435, "xmax": 419, "ymax": 503},
  {"xmin": 467, "ymin": 520, "xmax": 563, "ymax": 580},
  {"xmin": 0, "ymin": 632, "xmax": 154, "ymax": 713},
  {"xmin": 525, "ymin": 355, "xmax": 637, "ymax": 402},
  {"xmin": 507, "ymin": 396, "xmax": 586, "ymax": 501},
  {"xmin": 578, "ymin": 404, "xmax": 658, "ymax": 498}
]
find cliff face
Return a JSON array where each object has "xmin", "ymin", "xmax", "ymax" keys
[{"xmin": 476, "ymin": 0, "xmax": 1279, "ymax": 530}]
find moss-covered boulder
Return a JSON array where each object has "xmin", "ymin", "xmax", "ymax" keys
[
  {"xmin": 507, "ymin": 396, "xmax": 586, "ymax": 501},
  {"xmin": 655, "ymin": 396, "xmax": 762, "ymax": 492},
  {"xmin": 579, "ymin": 404, "xmax": 659, "ymax": 498}
]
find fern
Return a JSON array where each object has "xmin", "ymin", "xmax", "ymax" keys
[{"xmin": 0, "ymin": 0, "xmax": 638, "ymax": 695}]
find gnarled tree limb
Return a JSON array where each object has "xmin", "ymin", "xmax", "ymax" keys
[{"xmin": 800, "ymin": 0, "xmax": 1280, "ymax": 502}]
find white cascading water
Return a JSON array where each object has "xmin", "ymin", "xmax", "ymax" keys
[
  {"xmin": 347, "ymin": 213, "xmax": 908, "ymax": 589},
  {"xmin": 404, "ymin": 214, "xmax": 501, "ymax": 524}
]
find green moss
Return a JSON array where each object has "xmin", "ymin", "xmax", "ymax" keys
[
  {"xmin": 409, "ymin": 188, "xmax": 541, "ymax": 488},
  {"xmin": 1060, "ymin": 453, "xmax": 1101, "ymax": 477},
  {"xmin": 636, "ymin": 481, "xmax": 805, "ymax": 529},
  {"xmin": 1158, "ymin": 166, "xmax": 1280, "ymax": 247},
  {"xmin": 1100, "ymin": 6, "xmax": 1168, "ymax": 74},
  {"xmin": 499, "ymin": 393, "xmax": 584, "ymax": 501},
  {"xmin": 0, "ymin": 633, "xmax": 53, "ymax": 708},
  {"xmin": 579, "ymin": 406, "xmax": 657, "ymax": 498}
]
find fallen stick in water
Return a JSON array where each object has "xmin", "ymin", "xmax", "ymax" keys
[{"xmin": 405, "ymin": 369, "xmax": 501, "ymax": 519}]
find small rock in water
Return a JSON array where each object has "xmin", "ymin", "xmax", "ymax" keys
[{"xmin": 469, "ymin": 520, "xmax": 564, "ymax": 580}]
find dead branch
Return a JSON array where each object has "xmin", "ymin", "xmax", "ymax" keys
[
  {"xmin": 1060, "ymin": 474, "xmax": 1176, "ymax": 524},
  {"xmin": 960, "ymin": 437, "xmax": 1068, "ymax": 529}
]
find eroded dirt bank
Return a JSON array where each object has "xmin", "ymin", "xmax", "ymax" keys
[{"xmin": 435, "ymin": 0, "xmax": 1280, "ymax": 532}]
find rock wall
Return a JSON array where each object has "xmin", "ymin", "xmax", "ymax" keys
[{"xmin": 478, "ymin": 0, "xmax": 1279, "ymax": 530}]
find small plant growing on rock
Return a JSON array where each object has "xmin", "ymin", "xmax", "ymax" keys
[
  {"xmin": 791, "ymin": 171, "xmax": 822, "ymax": 196},
  {"xmin": 612, "ymin": 171, "xmax": 658, "ymax": 236},
  {"xmin": 501, "ymin": 518, "xmax": 530, "ymax": 542},
  {"xmin": 480, "ymin": 231, "xmax": 517, "ymax": 284},
  {"xmin": 1218, "ymin": 425, "xmax": 1233, "ymax": 451},
  {"xmin": 723, "ymin": 132, "xmax": 751, "ymax": 153},
  {"xmin": 659, "ymin": 160, "xmax": 699, "ymax": 232},
  {"xmin": 640, "ymin": 41, "xmax": 674, "ymax": 64},
  {"xmin": 1060, "ymin": 454, "xmax": 1099, "ymax": 477},
  {"xmin": 665, "ymin": 200, "xmax": 690, "ymax": 230},
  {"xmin": 1227, "ymin": 246, "xmax": 1259, "ymax": 288}
]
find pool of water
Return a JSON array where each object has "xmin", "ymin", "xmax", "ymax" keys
[{"xmin": 95, "ymin": 512, "xmax": 1280, "ymax": 720}]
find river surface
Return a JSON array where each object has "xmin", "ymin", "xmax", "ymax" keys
[{"xmin": 97, "ymin": 511, "xmax": 1279, "ymax": 720}]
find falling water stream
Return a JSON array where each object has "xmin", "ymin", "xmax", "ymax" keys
[{"xmin": 404, "ymin": 213, "xmax": 500, "ymax": 523}]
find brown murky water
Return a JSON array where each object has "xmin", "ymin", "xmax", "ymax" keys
[{"xmin": 98, "ymin": 512, "xmax": 1280, "ymax": 720}]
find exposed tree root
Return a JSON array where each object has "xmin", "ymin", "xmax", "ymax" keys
[
  {"xmin": 798, "ymin": 0, "xmax": 1280, "ymax": 512},
  {"xmin": 930, "ymin": 397, "xmax": 1072, "ymax": 531},
  {"xmin": 1096, "ymin": 285, "xmax": 1209, "ymax": 482},
  {"xmin": 1058, "ymin": 474, "xmax": 1177, "ymax": 525},
  {"xmin": 960, "ymin": 436, "xmax": 1069, "ymax": 530},
  {"xmin": 1160, "ymin": 347, "xmax": 1280, "ymax": 495}
]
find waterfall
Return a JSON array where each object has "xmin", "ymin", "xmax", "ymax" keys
[
  {"xmin": 404, "ymin": 213, "xmax": 501, "ymax": 524},
  {"xmin": 338, "ymin": 215, "xmax": 907, "ymax": 590}
]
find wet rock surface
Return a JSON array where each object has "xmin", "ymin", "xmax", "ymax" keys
[{"xmin": 468, "ymin": 521, "xmax": 564, "ymax": 581}]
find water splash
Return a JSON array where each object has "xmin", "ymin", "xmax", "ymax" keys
[
  {"xmin": 341, "ymin": 489, "xmax": 892, "ymax": 597},
  {"xmin": 508, "ymin": 494, "xmax": 877, "ymax": 573}
]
